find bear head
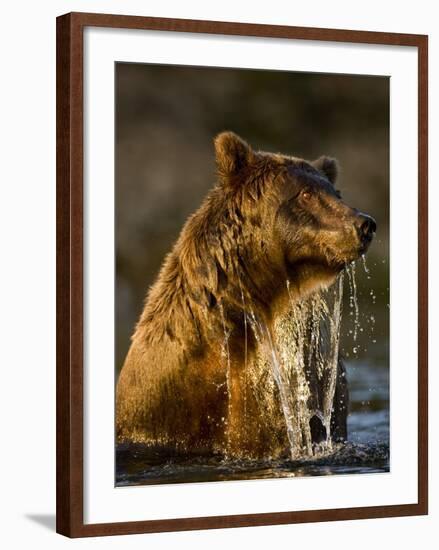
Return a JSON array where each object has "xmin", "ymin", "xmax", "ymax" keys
[{"xmin": 214, "ymin": 131, "xmax": 376, "ymax": 299}]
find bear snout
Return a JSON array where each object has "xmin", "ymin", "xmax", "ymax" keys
[{"xmin": 354, "ymin": 213, "xmax": 377, "ymax": 250}]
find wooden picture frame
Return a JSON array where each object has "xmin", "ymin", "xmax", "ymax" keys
[{"xmin": 56, "ymin": 11, "xmax": 428, "ymax": 537}]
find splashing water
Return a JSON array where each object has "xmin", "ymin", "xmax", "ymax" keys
[
  {"xmin": 218, "ymin": 302, "xmax": 232, "ymax": 455},
  {"xmin": 117, "ymin": 257, "xmax": 389, "ymax": 485},
  {"xmin": 264, "ymin": 326, "xmax": 298, "ymax": 459},
  {"xmin": 360, "ymin": 254, "xmax": 378, "ymax": 345},
  {"xmin": 242, "ymin": 274, "xmax": 345, "ymax": 460},
  {"xmin": 216, "ymin": 262, "xmax": 369, "ymax": 461},
  {"xmin": 346, "ymin": 262, "xmax": 360, "ymax": 344},
  {"xmin": 237, "ymin": 274, "xmax": 249, "ymax": 428},
  {"xmin": 321, "ymin": 274, "xmax": 344, "ymax": 443}
]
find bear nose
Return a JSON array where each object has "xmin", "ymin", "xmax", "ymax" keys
[{"xmin": 355, "ymin": 213, "xmax": 377, "ymax": 239}]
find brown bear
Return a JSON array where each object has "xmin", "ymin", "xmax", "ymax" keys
[{"xmin": 116, "ymin": 132, "xmax": 376, "ymax": 460}]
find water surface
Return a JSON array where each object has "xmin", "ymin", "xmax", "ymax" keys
[{"xmin": 115, "ymin": 361, "xmax": 389, "ymax": 486}]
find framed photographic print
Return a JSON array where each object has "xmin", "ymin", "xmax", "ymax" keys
[{"xmin": 56, "ymin": 12, "xmax": 428, "ymax": 537}]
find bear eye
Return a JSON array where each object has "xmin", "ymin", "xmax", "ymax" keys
[{"xmin": 301, "ymin": 190, "xmax": 312, "ymax": 201}]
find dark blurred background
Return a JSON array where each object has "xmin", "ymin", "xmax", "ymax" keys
[{"xmin": 115, "ymin": 63, "xmax": 389, "ymax": 377}]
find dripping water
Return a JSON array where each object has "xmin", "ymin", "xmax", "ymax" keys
[
  {"xmin": 217, "ymin": 264, "xmax": 358, "ymax": 461},
  {"xmin": 237, "ymin": 274, "xmax": 248, "ymax": 427},
  {"xmin": 117, "ymin": 245, "xmax": 389, "ymax": 484},
  {"xmin": 263, "ymin": 326, "xmax": 298, "ymax": 460},
  {"xmin": 321, "ymin": 273, "xmax": 344, "ymax": 444},
  {"xmin": 115, "ymin": 256, "xmax": 391, "ymax": 486},
  {"xmin": 346, "ymin": 262, "xmax": 360, "ymax": 346},
  {"xmin": 361, "ymin": 254, "xmax": 371, "ymax": 279},
  {"xmin": 218, "ymin": 302, "xmax": 232, "ymax": 455},
  {"xmin": 255, "ymin": 275, "xmax": 345, "ymax": 459},
  {"xmin": 360, "ymin": 253, "xmax": 377, "ymax": 346}
]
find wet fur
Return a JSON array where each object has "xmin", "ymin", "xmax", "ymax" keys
[{"xmin": 116, "ymin": 132, "xmax": 354, "ymax": 457}]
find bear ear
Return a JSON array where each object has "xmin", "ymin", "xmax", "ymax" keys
[
  {"xmin": 214, "ymin": 131, "xmax": 254, "ymax": 184},
  {"xmin": 312, "ymin": 156, "xmax": 339, "ymax": 185}
]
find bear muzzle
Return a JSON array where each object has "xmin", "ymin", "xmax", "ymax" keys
[{"xmin": 354, "ymin": 212, "xmax": 377, "ymax": 253}]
